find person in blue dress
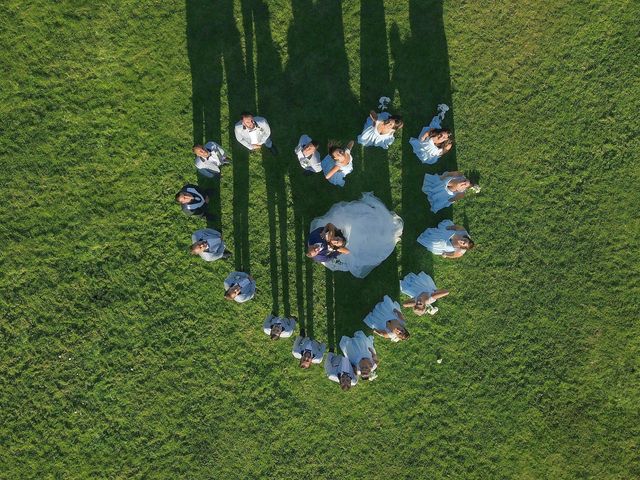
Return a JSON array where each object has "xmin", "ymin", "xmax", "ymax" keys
[
  {"xmin": 306, "ymin": 223, "xmax": 350, "ymax": 263},
  {"xmin": 422, "ymin": 171, "xmax": 480, "ymax": 213},
  {"xmin": 400, "ymin": 272, "xmax": 449, "ymax": 315},
  {"xmin": 321, "ymin": 140, "xmax": 354, "ymax": 187},
  {"xmin": 357, "ymin": 111, "xmax": 403, "ymax": 149}
]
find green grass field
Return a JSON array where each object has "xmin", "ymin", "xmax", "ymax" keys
[{"xmin": 2, "ymin": 0, "xmax": 639, "ymax": 478}]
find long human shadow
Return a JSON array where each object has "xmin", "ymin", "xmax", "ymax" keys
[
  {"xmin": 390, "ymin": 0, "xmax": 458, "ymax": 281},
  {"xmin": 187, "ymin": 0, "xmax": 255, "ymax": 272},
  {"xmin": 283, "ymin": 0, "xmax": 362, "ymax": 348},
  {"xmin": 326, "ymin": 0, "xmax": 401, "ymax": 344},
  {"xmin": 239, "ymin": 0, "xmax": 292, "ymax": 317},
  {"xmin": 186, "ymin": 1, "xmax": 223, "ymax": 231}
]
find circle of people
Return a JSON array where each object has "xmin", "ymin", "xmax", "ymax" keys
[{"xmin": 174, "ymin": 101, "xmax": 480, "ymax": 391}]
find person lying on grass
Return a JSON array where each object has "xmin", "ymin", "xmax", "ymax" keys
[{"xmin": 418, "ymin": 219, "xmax": 475, "ymax": 259}]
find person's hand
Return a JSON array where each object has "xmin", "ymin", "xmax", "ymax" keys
[
  {"xmin": 205, "ymin": 195, "xmax": 210, "ymax": 203},
  {"xmin": 251, "ymin": 144, "xmax": 261, "ymax": 150}
]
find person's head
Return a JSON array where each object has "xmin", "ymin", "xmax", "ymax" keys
[
  {"xmin": 192, "ymin": 144, "xmax": 209, "ymax": 158},
  {"xmin": 430, "ymin": 128, "xmax": 452, "ymax": 147},
  {"xmin": 387, "ymin": 115, "xmax": 403, "ymax": 130},
  {"xmin": 339, "ymin": 373, "xmax": 352, "ymax": 391},
  {"xmin": 329, "ymin": 144, "xmax": 347, "ymax": 162},
  {"xmin": 391, "ymin": 325, "xmax": 410, "ymax": 341},
  {"xmin": 328, "ymin": 233, "xmax": 346, "ymax": 249},
  {"xmin": 175, "ymin": 191, "xmax": 193, "ymax": 204},
  {"xmin": 302, "ymin": 140, "xmax": 319, "ymax": 157},
  {"xmin": 224, "ymin": 284, "xmax": 241, "ymax": 300},
  {"xmin": 299, "ymin": 350, "xmax": 313, "ymax": 369},
  {"xmin": 240, "ymin": 111, "xmax": 255, "ymax": 128},
  {"xmin": 269, "ymin": 323, "xmax": 283, "ymax": 340},
  {"xmin": 413, "ymin": 298, "xmax": 427, "ymax": 315},
  {"xmin": 190, "ymin": 240, "xmax": 209, "ymax": 255},
  {"xmin": 458, "ymin": 179, "xmax": 474, "ymax": 190},
  {"xmin": 458, "ymin": 236, "xmax": 475, "ymax": 250},
  {"xmin": 359, "ymin": 358, "xmax": 373, "ymax": 380}
]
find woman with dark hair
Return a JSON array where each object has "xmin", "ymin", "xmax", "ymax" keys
[
  {"xmin": 321, "ymin": 140, "xmax": 355, "ymax": 187},
  {"xmin": 339, "ymin": 330, "xmax": 378, "ymax": 381},
  {"xmin": 325, "ymin": 350, "xmax": 358, "ymax": 391},
  {"xmin": 294, "ymin": 134, "xmax": 322, "ymax": 174},
  {"xmin": 364, "ymin": 296, "xmax": 410, "ymax": 342},
  {"xmin": 309, "ymin": 193, "xmax": 403, "ymax": 278},
  {"xmin": 357, "ymin": 110, "xmax": 403, "ymax": 149},
  {"xmin": 292, "ymin": 332, "xmax": 326, "ymax": 369},
  {"xmin": 190, "ymin": 228, "xmax": 229, "ymax": 262},
  {"xmin": 418, "ymin": 219, "xmax": 475, "ymax": 259},
  {"xmin": 409, "ymin": 104, "xmax": 453, "ymax": 164},
  {"xmin": 400, "ymin": 272, "xmax": 449, "ymax": 316},
  {"xmin": 306, "ymin": 222, "xmax": 350, "ymax": 263},
  {"xmin": 422, "ymin": 171, "xmax": 480, "ymax": 213},
  {"xmin": 223, "ymin": 271, "xmax": 256, "ymax": 303}
]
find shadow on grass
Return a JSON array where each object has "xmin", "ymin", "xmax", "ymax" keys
[
  {"xmin": 186, "ymin": 0, "xmax": 459, "ymax": 345},
  {"xmin": 187, "ymin": 0, "xmax": 254, "ymax": 273},
  {"xmin": 390, "ymin": 0, "xmax": 457, "ymax": 283}
]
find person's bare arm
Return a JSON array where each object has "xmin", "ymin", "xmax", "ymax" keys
[
  {"xmin": 337, "ymin": 246, "xmax": 350, "ymax": 254},
  {"xmin": 443, "ymin": 143, "xmax": 452, "ymax": 154},
  {"xmin": 373, "ymin": 329, "xmax": 389, "ymax": 338},
  {"xmin": 325, "ymin": 164, "xmax": 341, "ymax": 179},
  {"xmin": 369, "ymin": 347, "xmax": 378, "ymax": 364},
  {"xmin": 393, "ymin": 309, "xmax": 405, "ymax": 321},
  {"xmin": 403, "ymin": 298, "xmax": 417, "ymax": 308},
  {"xmin": 430, "ymin": 289, "xmax": 450, "ymax": 301},
  {"xmin": 451, "ymin": 192, "xmax": 465, "ymax": 202},
  {"xmin": 346, "ymin": 140, "xmax": 355, "ymax": 151},
  {"xmin": 420, "ymin": 129, "xmax": 432, "ymax": 141},
  {"xmin": 369, "ymin": 110, "xmax": 378, "ymax": 121},
  {"xmin": 306, "ymin": 244, "xmax": 321, "ymax": 257},
  {"xmin": 443, "ymin": 250, "xmax": 464, "ymax": 259}
]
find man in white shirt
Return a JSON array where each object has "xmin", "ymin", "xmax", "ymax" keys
[
  {"xmin": 291, "ymin": 330, "xmax": 325, "ymax": 369},
  {"xmin": 294, "ymin": 134, "xmax": 321, "ymax": 175},
  {"xmin": 234, "ymin": 111, "xmax": 278, "ymax": 155},
  {"xmin": 324, "ymin": 348, "xmax": 358, "ymax": 391},
  {"xmin": 263, "ymin": 314, "xmax": 297, "ymax": 340}
]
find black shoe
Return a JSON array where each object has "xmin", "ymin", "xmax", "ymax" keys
[
  {"xmin": 328, "ymin": 347, "xmax": 335, "ymax": 353},
  {"xmin": 204, "ymin": 213, "xmax": 217, "ymax": 222},
  {"xmin": 303, "ymin": 169, "xmax": 314, "ymax": 176},
  {"xmin": 300, "ymin": 328, "xmax": 306, "ymax": 338},
  {"xmin": 222, "ymin": 157, "xmax": 232, "ymax": 166},
  {"xmin": 222, "ymin": 250, "xmax": 232, "ymax": 259},
  {"xmin": 267, "ymin": 143, "xmax": 278, "ymax": 156}
]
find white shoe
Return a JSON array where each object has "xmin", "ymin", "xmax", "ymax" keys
[
  {"xmin": 437, "ymin": 103, "xmax": 449, "ymax": 119},
  {"xmin": 378, "ymin": 96, "xmax": 391, "ymax": 111},
  {"xmin": 427, "ymin": 305, "xmax": 439, "ymax": 315}
]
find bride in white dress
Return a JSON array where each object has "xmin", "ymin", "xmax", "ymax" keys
[
  {"xmin": 422, "ymin": 171, "xmax": 478, "ymax": 213},
  {"xmin": 409, "ymin": 104, "xmax": 453, "ymax": 164},
  {"xmin": 357, "ymin": 111, "xmax": 403, "ymax": 149},
  {"xmin": 309, "ymin": 192, "xmax": 403, "ymax": 278}
]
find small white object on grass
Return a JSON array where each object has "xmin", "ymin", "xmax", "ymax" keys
[
  {"xmin": 378, "ymin": 96, "xmax": 391, "ymax": 111},
  {"xmin": 437, "ymin": 358, "xmax": 443, "ymax": 364},
  {"xmin": 437, "ymin": 103, "xmax": 449, "ymax": 119}
]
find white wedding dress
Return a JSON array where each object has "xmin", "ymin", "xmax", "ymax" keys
[{"xmin": 310, "ymin": 192, "xmax": 403, "ymax": 278}]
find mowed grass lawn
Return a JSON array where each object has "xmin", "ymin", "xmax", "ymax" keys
[{"xmin": 2, "ymin": 0, "xmax": 639, "ymax": 478}]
